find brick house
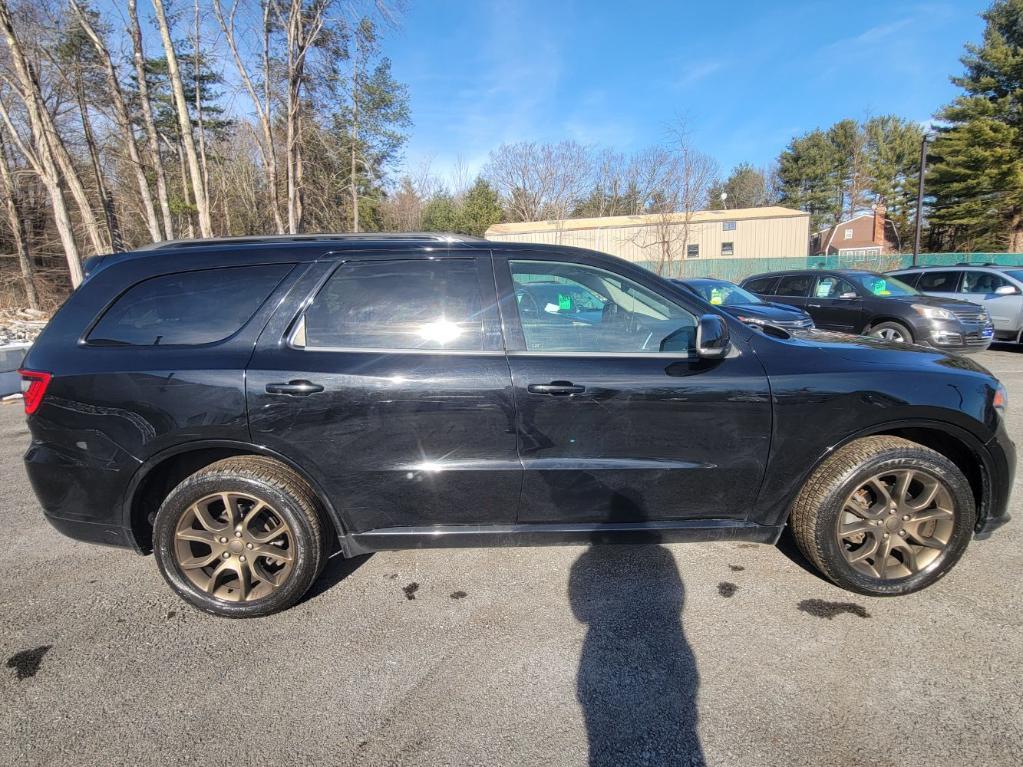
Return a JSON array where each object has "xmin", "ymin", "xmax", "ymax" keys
[{"xmin": 810, "ymin": 205, "xmax": 901, "ymax": 256}]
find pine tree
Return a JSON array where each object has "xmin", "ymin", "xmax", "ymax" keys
[
  {"xmin": 928, "ymin": 0, "xmax": 1023, "ymax": 251},
  {"xmin": 458, "ymin": 178, "xmax": 503, "ymax": 236}
]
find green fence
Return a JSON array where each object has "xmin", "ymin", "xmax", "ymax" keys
[{"xmin": 638, "ymin": 253, "xmax": 1023, "ymax": 283}]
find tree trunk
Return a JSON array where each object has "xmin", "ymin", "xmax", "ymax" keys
[
  {"xmin": 75, "ymin": 69, "xmax": 123, "ymax": 251},
  {"xmin": 0, "ymin": 129, "xmax": 38, "ymax": 308},
  {"xmin": 193, "ymin": 0, "xmax": 211, "ymax": 232},
  {"xmin": 0, "ymin": 0, "xmax": 83, "ymax": 282},
  {"xmin": 351, "ymin": 92, "xmax": 359, "ymax": 232},
  {"xmin": 129, "ymin": 0, "xmax": 174, "ymax": 240},
  {"xmin": 1010, "ymin": 210, "xmax": 1023, "ymax": 252},
  {"xmin": 173, "ymin": 136, "xmax": 197, "ymax": 239},
  {"xmin": 213, "ymin": 0, "xmax": 284, "ymax": 233},
  {"xmin": 72, "ymin": 0, "xmax": 160, "ymax": 244},
  {"xmin": 152, "ymin": 0, "xmax": 212, "ymax": 238}
]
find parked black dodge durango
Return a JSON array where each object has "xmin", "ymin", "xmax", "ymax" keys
[{"xmin": 21, "ymin": 235, "xmax": 1014, "ymax": 617}]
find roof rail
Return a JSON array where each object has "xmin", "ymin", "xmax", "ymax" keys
[{"xmin": 134, "ymin": 232, "xmax": 485, "ymax": 251}]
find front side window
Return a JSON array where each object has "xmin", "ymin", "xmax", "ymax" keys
[
  {"xmin": 775, "ymin": 274, "xmax": 813, "ymax": 297},
  {"xmin": 88, "ymin": 264, "xmax": 291, "ymax": 346},
  {"xmin": 301, "ymin": 259, "xmax": 485, "ymax": 351},
  {"xmin": 960, "ymin": 271, "xmax": 1007, "ymax": 294},
  {"xmin": 916, "ymin": 270, "xmax": 960, "ymax": 292},
  {"xmin": 509, "ymin": 260, "xmax": 697, "ymax": 354}
]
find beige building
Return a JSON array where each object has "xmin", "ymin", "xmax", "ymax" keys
[{"xmin": 485, "ymin": 206, "xmax": 810, "ymax": 262}]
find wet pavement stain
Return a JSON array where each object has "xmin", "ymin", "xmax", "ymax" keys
[
  {"xmin": 450, "ymin": 591, "xmax": 468, "ymax": 599},
  {"xmin": 166, "ymin": 611, "xmax": 176, "ymax": 619},
  {"xmin": 728, "ymin": 564, "xmax": 745, "ymax": 572},
  {"xmin": 718, "ymin": 582, "xmax": 738, "ymax": 598},
  {"xmin": 6, "ymin": 645, "xmax": 52, "ymax": 681},
  {"xmin": 798, "ymin": 599, "xmax": 870, "ymax": 619},
  {"xmin": 402, "ymin": 582, "xmax": 419, "ymax": 600}
]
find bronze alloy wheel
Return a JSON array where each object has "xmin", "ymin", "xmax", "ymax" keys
[
  {"xmin": 173, "ymin": 491, "xmax": 294, "ymax": 602},
  {"xmin": 837, "ymin": 469, "xmax": 956, "ymax": 580}
]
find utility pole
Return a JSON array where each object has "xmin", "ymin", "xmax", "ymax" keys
[{"xmin": 912, "ymin": 133, "xmax": 932, "ymax": 266}]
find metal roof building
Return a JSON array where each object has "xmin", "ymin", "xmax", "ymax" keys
[{"xmin": 485, "ymin": 206, "xmax": 810, "ymax": 263}]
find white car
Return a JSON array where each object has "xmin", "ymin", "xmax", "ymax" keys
[{"xmin": 889, "ymin": 265, "xmax": 1023, "ymax": 344}]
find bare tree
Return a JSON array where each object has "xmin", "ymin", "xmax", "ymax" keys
[
  {"xmin": 0, "ymin": 124, "xmax": 37, "ymax": 307},
  {"xmin": 213, "ymin": 0, "xmax": 285, "ymax": 233},
  {"xmin": 70, "ymin": 1, "xmax": 161, "ymax": 243},
  {"xmin": 484, "ymin": 140, "xmax": 592, "ymax": 223},
  {"xmin": 128, "ymin": 0, "xmax": 173, "ymax": 239},
  {"xmin": 151, "ymin": 0, "xmax": 212, "ymax": 237},
  {"xmin": 630, "ymin": 132, "xmax": 718, "ymax": 276},
  {"xmin": 0, "ymin": 0, "xmax": 84, "ymax": 282}
]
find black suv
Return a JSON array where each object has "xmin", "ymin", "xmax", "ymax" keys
[
  {"xmin": 20, "ymin": 236, "xmax": 1014, "ymax": 617},
  {"xmin": 741, "ymin": 269, "xmax": 994, "ymax": 352}
]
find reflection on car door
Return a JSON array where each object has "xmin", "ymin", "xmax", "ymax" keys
[
  {"xmin": 246, "ymin": 252, "xmax": 521, "ymax": 534},
  {"xmin": 807, "ymin": 275, "xmax": 863, "ymax": 332},
  {"xmin": 958, "ymin": 271, "xmax": 1023, "ymax": 334},
  {"xmin": 495, "ymin": 253, "xmax": 772, "ymax": 525}
]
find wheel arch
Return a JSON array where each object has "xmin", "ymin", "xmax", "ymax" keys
[
  {"xmin": 864, "ymin": 316, "xmax": 914, "ymax": 336},
  {"xmin": 122, "ymin": 440, "xmax": 348, "ymax": 554},
  {"xmin": 791, "ymin": 419, "xmax": 992, "ymax": 531}
]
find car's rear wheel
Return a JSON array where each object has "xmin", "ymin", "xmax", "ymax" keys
[
  {"xmin": 153, "ymin": 457, "xmax": 328, "ymax": 617},
  {"xmin": 790, "ymin": 436, "xmax": 975, "ymax": 596},
  {"xmin": 868, "ymin": 321, "xmax": 913, "ymax": 344}
]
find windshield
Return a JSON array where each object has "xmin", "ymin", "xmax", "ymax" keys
[
  {"xmin": 847, "ymin": 272, "xmax": 918, "ymax": 297},
  {"xmin": 687, "ymin": 281, "xmax": 763, "ymax": 306},
  {"xmin": 1003, "ymin": 269, "xmax": 1023, "ymax": 283}
]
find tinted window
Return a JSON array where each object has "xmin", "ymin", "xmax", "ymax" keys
[
  {"xmin": 743, "ymin": 276, "xmax": 777, "ymax": 295},
  {"xmin": 89, "ymin": 265, "xmax": 291, "ymax": 346},
  {"xmin": 302, "ymin": 259, "xmax": 485, "ymax": 350},
  {"xmin": 917, "ymin": 270, "xmax": 960, "ymax": 292},
  {"xmin": 893, "ymin": 271, "xmax": 921, "ymax": 287},
  {"xmin": 960, "ymin": 271, "xmax": 1008, "ymax": 294},
  {"xmin": 510, "ymin": 260, "xmax": 697, "ymax": 354},
  {"xmin": 775, "ymin": 274, "xmax": 813, "ymax": 297},
  {"xmin": 813, "ymin": 276, "xmax": 858, "ymax": 298}
]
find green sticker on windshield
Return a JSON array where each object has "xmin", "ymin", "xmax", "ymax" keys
[
  {"xmin": 871, "ymin": 278, "xmax": 891, "ymax": 296},
  {"xmin": 557, "ymin": 293, "xmax": 573, "ymax": 311}
]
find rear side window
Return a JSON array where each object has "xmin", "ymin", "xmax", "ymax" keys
[
  {"xmin": 301, "ymin": 259, "xmax": 485, "ymax": 351},
  {"xmin": 893, "ymin": 271, "xmax": 921, "ymax": 287},
  {"xmin": 917, "ymin": 270, "xmax": 960, "ymax": 292},
  {"xmin": 775, "ymin": 274, "xmax": 813, "ymax": 297},
  {"xmin": 743, "ymin": 276, "xmax": 777, "ymax": 295},
  {"xmin": 88, "ymin": 265, "xmax": 291, "ymax": 346}
]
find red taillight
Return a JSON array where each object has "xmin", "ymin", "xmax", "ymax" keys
[{"xmin": 18, "ymin": 369, "xmax": 52, "ymax": 415}]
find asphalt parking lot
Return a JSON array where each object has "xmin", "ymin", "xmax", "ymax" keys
[{"xmin": 1, "ymin": 347, "xmax": 1021, "ymax": 767}]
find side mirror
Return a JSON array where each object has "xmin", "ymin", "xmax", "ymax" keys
[
  {"xmin": 839, "ymin": 291, "xmax": 859, "ymax": 300},
  {"xmin": 995, "ymin": 285, "xmax": 1019, "ymax": 296},
  {"xmin": 696, "ymin": 314, "xmax": 731, "ymax": 359}
]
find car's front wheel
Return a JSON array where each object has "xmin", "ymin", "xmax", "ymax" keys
[
  {"xmin": 867, "ymin": 320, "xmax": 913, "ymax": 344},
  {"xmin": 153, "ymin": 456, "xmax": 329, "ymax": 617},
  {"xmin": 790, "ymin": 436, "xmax": 975, "ymax": 596}
]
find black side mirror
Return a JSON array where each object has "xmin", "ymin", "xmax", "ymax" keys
[{"xmin": 696, "ymin": 314, "xmax": 731, "ymax": 359}]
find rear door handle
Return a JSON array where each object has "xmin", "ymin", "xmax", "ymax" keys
[
  {"xmin": 265, "ymin": 380, "xmax": 324, "ymax": 396},
  {"xmin": 527, "ymin": 381, "xmax": 586, "ymax": 396}
]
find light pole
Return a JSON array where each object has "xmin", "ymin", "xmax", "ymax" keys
[{"xmin": 913, "ymin": 132, "xmax": 934, "ymax": 266}]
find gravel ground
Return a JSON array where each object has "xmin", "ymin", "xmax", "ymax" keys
[{"xmin": 1, "ymin": 347, "xmax": 1021, "ymax": 766}]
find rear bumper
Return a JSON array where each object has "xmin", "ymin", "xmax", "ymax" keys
[{"xmin": 42, "ymin": 512, "xmax": 136, "ymax": 550}]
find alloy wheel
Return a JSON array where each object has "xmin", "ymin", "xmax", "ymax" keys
[
  {"xmin": 173, "ymin": 492, "xmax": 294, "ymax": 602},
  {"xmin": 872, "ymin": 327, "xmax": 905, "ymax": 342},
  {"xmin": 836, "ymin": 469, "xmax": 956, "ymax": 580}
]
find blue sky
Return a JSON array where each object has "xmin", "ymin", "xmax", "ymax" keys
[{"xmin": 385, "ymin": 0, "xmax": 990, "ymax": 181}]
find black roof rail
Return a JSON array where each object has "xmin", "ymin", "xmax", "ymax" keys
[{"xmin": 134, "ymin": 232, "xmax": 485, "ymax": 251}]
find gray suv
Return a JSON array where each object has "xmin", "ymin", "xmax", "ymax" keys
[{"xmin": 890, "ymin": 265, "xmax": 1023, "ymax": 344}]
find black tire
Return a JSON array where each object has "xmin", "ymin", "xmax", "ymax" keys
[
  {"xmin": 867, "ymin": 320, "xmax": 914, "ymax": 344},
  {"xmin": 790, "ymin": 436, "xmax": 975, "ymax": 596},
  {"xmin": 153, "ymin": 456, "xmax": 329, "ymax": 618}
]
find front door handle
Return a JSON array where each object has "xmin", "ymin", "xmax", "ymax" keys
[
  {"xmin": 807, "ymin": 302, "xmax": 823, "ymax": 308},
  {"xmin": 527, "ymin": 381, "xmax": 585, "ymax": 396},
  {"xmin": 265, "ymin": 380, "xmax": 325, "ymax": 396}
]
